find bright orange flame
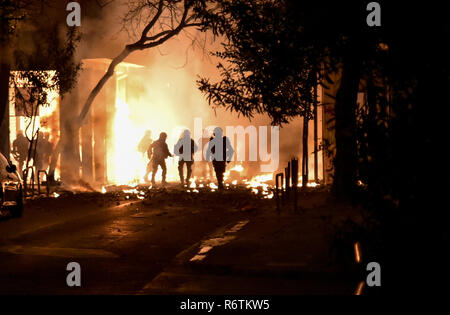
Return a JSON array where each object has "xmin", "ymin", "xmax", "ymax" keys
[
  {"xmin": 245, "ymin": 173, "xmax": 273, "ymax": 198},
  {"xmin": 355, "ymin": 281, "xmax": 365, "ymax": 295},
  {"xmin": 354, "ymin": 242, "xmax": 362, "ymax": 263},
  {"xmin": 108, "ymin": 98, "xmax": 181, "ymax": 185}
]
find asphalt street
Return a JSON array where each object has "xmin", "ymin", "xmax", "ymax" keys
[{"xmin": 0, "ymin": 194, "xmax": 250, "ymax": 294}]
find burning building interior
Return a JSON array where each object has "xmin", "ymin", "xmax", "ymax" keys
[
  {"xmin": 0, "ymin": 0, "xmax": 449, "ymax": 300},
  {"xmin": 4, "ymin": 54, "xmax": 329, "ymax": 194}
]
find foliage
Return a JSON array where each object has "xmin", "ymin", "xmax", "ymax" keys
[
  {"xmin": 0, "ymin": 0, "xmax": 26, "ymax": 43},
  {"xmin": 13, "ymin": 26, "xmax": 81, "ymax": 98},
  {"xmin": 197, "ymin": 0, "xmax": 323, "ymax": 125}
]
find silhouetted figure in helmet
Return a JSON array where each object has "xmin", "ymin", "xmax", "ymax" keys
[
  {"xmin": 11, "ymin": 131, "xmax": 29, "ymax": 176},
  {"xmin": 206, "ymin": 127, "xmax": 234, "ymax": 189},
  {"xmin": 139, "ymin": 130, "xmax": 154, "ymax": 182},
  {"xmin": 197, "ymin": 129, "xmax": 214, "ymax": 180},
  {"xmin": 138, "ymin": 130, "xmax": 153, "ymax": 155},
  {"xmin": 149, "ymin": 132, "xmax": 172, "ymax": 185},
  {"xmin": 39, "ymin": 132, "xmax": 53, "ymax": 172},
  {"xmin": 34, "ymin": 131, "xmax": 47, "ymax": 172},
  {"xmin": 174, "ymin": 130, "xmax": 198, "ymax": 185}
]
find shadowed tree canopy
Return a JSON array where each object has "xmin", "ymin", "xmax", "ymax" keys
[
  {"xmin": 197, "ymin": 0, "xmax": 450, "ymax": 293},
  {"xmin": 1, "ymin": 0, "xmax": 82, "ymax": 104},
  {"xmin": 47, "ymin": 0, "xmax": 221, "ymax": 179},
  {"xmin": 196, "ymin": 0, "xmax": 377, "ymax": 125},
  {"xmin": 197, "ymin": 0, "xmax": 450, "ymax": 200},
  {"xmin": 0, "ymin": 0, "xmax": 81, "ymax": 157}
]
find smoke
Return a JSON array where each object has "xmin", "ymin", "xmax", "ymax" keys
[{"xmin": 63, "ymin": 0, "xmax": 320, "ymax": 184}]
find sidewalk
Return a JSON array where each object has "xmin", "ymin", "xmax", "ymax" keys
[{"xmin": 142, "ymin": 192, "xmax": 363, "ymax": 295}]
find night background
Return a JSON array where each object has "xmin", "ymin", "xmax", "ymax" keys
[{"xmin": 0, "ymin": 0, "xmax": 449, "ymax": 299}]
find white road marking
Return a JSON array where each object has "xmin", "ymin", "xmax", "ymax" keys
[
  {"xmin": 189, "ymin": 220, "xmax": 250, "ymax": 262},
  {"xmin": 143, "ymin": 219, "xmax": 251, "ymax": 291}
]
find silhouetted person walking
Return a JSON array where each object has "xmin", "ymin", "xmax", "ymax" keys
[
  {"xmin": 198, "ymin": 130, "xmax": 214, "ymax": 180},
  {"xmin": 174, "ymin": 130, "xmax": 198, "ymax": 185},
  {"xmin": 11, "ymin": 131, "xmax": 29, "ymax": 175},
  {"xmin": 149, "ymin": 132, "xmax": 172, "ymax": 185},
  {"xmin": 140, "ymin": 130, "xmax": 154, "ymax": 182},
  {"xmin": 206, "ymin": 127, "xmax": 234, "ymax": 189},
  {"xmin": 138, "ymin": 130, "xmax": 153, "ymax": 156},
  {"xmin": 40, "ymin": 133, "xmax": 53, "ymax": 172}
]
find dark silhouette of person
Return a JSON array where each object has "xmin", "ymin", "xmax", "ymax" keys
[
  {"xmin": 206, "ymin": 127, "xmax": 234, "ymax": 189},
  {"xmin": 41, "ymin": 133, "xmax": 53, "ymax": 172},
  {"xmin": 174, "ymin": 130, "xmax": 198, "ymax": 185},
  {"xmin": 198, "ymin": 130, "xmax": 214, "ymax": 180},
  {"xmin": 138, "ymin": 130, "xmax": 153, "ymax": 155},
  {"xmin": 34, "ymin": 131, "xmax": 52, "ymax": 172},
  {"xmin": 141, "ymin": 131, "xmax": 154, "ymax": 182},
  {"xmin": 11, "ymin": 131, "xmax": 29, "ymax": 175},
  {"xmin": 149, "ymin": 132, "xmax": 172, "ymax": 185}
]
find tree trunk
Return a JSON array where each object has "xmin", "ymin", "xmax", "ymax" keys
[
  {"xmin": 313, "ymin": 82, "xmax": 319, "ymax": 183},
  {"xmin": 302, "ymin": 115, "xmax": 309, "ymax": 189},
  {"xmin": 333, "ymin": 51, "xmax": 362, "ymax": 199},
  {"xmin": 0, "ymin": 62, "xmax": 11, "ymax": 158}
]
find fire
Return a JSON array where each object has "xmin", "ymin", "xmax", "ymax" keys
[
  {"xmin": 189, "ymin": 178, "xmax": 197, "ymax": 188},
  {"xmin": 107, "ymin": 98, "xmax": 181, "ymax": 185},
  {"xmin": 230, "ymin": 164, "xmax": 244, "ymax": 172},
  {"xmin": 108, "ymin": 99, "xmax": 147, "ymax": 185},
  {"xmin": 123, "ymin": 188, "xmax": 139, "ymax": 194},
  {"xmin": 105, "ymin": 97, "xmax": 314, "ymax": 201},
  {"xmin": 245, "ymin": 173, "xmax": 273, "ymax": 199},
  {"xmin": 296, "ymin": 182, "xmax": 321, "ymax": 188},
  {"xmin": 9, "ymin": 71, "xmax": 61, "ymax": 176}
]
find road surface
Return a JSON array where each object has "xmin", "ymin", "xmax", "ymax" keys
[{"xmin": 0, "ymin": 191, "xmax": 250, "ymax": 294}]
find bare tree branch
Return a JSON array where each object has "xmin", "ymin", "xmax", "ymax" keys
[
  {"xmin": 95, "ymin": 0, "xmax": 116, "ymax": 8},
  {"xmin": 48, "ymin": 0, "xmax": 211, "ymax": 179}
]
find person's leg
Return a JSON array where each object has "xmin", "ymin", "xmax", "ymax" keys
[
  {"xmin": 218, "ymin": 162, "xmax": 226, "ymax": 189},
  {"xmin": 144, "ymin": 162, "xmax": 151, "ymax": 182},
  {"xmin": 212, "ymin": 161, "xmax": 218, "ymax": 184},
  {"xmin": 42, "ymin": 156, "xmax": 49, "ymax": 172},
  {"xmin": 18, "ymin": 160, "xmax": 24, "ymax": 177},
  {"xmin": 178, "ymin": 160, "xmax": 184, "ymax": 185},
  {"xmin": 151, "ymin": 160, "xmax": 158, "ymax": 185},
  {"xmin": 161, "ymin": 160, "xmax": 167, "ymax": 184},
  {"xmin": 213, "ymin": 161, "xmax": 223, "ymax": 189},
  {"xmin": 186, "ymin": 161, "xmax": 193, "ymax": 183},
  {"xmin": 216, "ymin": 172, "xmax": 224, "ymax": 189}
]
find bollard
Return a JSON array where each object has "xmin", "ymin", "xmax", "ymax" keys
[
  {"xmin": 275, "ymin": 173, "xmax": 284, "ymax": 213},
  {"xmin": 285, "ymin": 161, "xmax": 291, "ymax": 200},
  {"xmin": 23, "ymin": 167, "xmax": 35, "ymax": 196},
  {"xmin": 291, "ymin": 158, "xmax": 299, "ymax": 212},
  {"xmin": 37, "ymin": 170, "xmax": 50, "ymax": 197}
]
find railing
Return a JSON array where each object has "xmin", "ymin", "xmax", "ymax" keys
[
  {"xmin": 23, "ymin": 166, "xmax": 35, "ymax": 196},
  {"xmin": 275, "ymin": 173, "xmax": 284, "ymax": 213},
  {"xmin": 37, "ymin": 170, "xmax": 50, "ymax": 197},
  {"xmin": 275, "ymin": 158, "xmax": 299, "ymax": 213},
  {"xmin": 23, "ymin": 167, "xmax": 50, "ymax": 197}
]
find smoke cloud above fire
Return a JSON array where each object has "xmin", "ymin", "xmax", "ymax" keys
[{"xmin": 65, "ymin": 1, "xmax": 314, "ymax": 184}]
